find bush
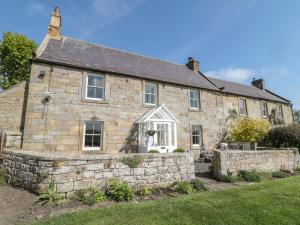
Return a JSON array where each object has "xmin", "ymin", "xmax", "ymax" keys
[
  {"xmin": 120, "ymin": 156, "xmax": 143, "ymax": 168},
  {"xmin": 263, "ymin": 124, "xmax": 300, "ymax": 152},
  {"xmin": 218, "ymin": 175, "xmax": 237, "ymax": 183},
  {"xmin": 0, "ymin": 170, "xmax": 6, "ymax": 185},
  {"xmin": 271, "ymin": 171, "xmax": 290, "ymax": 178},
  {"xmin": 137, "ymin": 187, "xmax": 153, "ymax": 196},
  {"xmin": 148, "ymin": 149, "xmax": 159, "ymax": 153},
  {"xmin": 105, "ymin": 180, "xmax": 134, "ymax": 202},
  {"xmin": 77, "ymin": 187, "xmax": 105, "ymax": 206},
  {"xmin": 170, "ymin": 181, "xmax": 194, "ymax": 194},
  {"xmin": 238, "ymin": 170, "xmax": 262, "ymax": 182},
  {"xmin": 229, "ymin": 118, "xmax": 269, "ymax": 143},
  {"xmin": 173, "ymin": 148, "xmax": 185, "ymax": 153},
  {"xmin": 191, "ymin": 179, "xmax": 207, "ymax": 191}
]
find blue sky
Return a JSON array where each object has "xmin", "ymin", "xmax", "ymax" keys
[{"xmin": 1, "ymin": 0, "xmax": 300, "ymax": 109}]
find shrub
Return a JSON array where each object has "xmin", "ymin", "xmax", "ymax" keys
[
  {"xmin": 170, "ymin": 181, "xmax": 194, "ymax": 194},
  {"xmin": 120, "ymin": 155, "xmax": 143, "ymax": 168},
  {"xmin": 77, "ymin": 187, "xmax": 105, "ymax": 206},
  {"xmin": 137, "ymin": 187, "xmax": 153, "ymax": 196},
  {"xmin": 238, "ymin": 170, "xmax": 262, "ymax": 182},
  {"xmin": 148, "ymin": 149, "xmax": 159, "ymax": 153},
  {"xmin": 0, "ymin": 169, "xmax": 6, "ymax": 185},
  {"xmin": 271, "ymin": 171, "xmax": 290, "ymax": 178},
  {"xmin": 105, "ymin": 179, "xmax": 134, "ymax": 202},
  {"xmin": 35, "ymin": 179, "xmax": 62, "ymax": 206},
  {"xmin": 218, "ymin": 175, "xmax": 237, "ymax": 183},
  {"xmin": 229, "ymin": 118, "xmax": 270, "ymax": 143},
  {"xmin": 191, "ymin": 179, "xmax": 207, "ymax": 191},
  {"xmin": 173, "ymin": 148, "xmax": 185, "ymax": 153},
  {"xmin": 263, "ymin": 124, "xmax": 300, "ymax": 152}
]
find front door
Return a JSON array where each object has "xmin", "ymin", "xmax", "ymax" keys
[{"xmin": 155, "ymin": 122, "xmax": 169, "ymax": 153}]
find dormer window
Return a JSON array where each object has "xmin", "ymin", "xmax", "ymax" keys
[{"xmin": 86, "ymin": 74, "xmax": 105, "ymax": 100}]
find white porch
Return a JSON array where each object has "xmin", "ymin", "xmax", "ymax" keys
[{"xmin": 135, "ymin": 105, "xmax": 179, "ymax": 153}]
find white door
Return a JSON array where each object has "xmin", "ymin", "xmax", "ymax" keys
[{"xmin": 155, "ymin": 122, "xmax": 169, "ymax": 153}]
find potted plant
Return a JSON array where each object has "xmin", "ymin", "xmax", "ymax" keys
[{"xmin": 146, "ymin": 130, "xmax": 156, "ymax": 136}]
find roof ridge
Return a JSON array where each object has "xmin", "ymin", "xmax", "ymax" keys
[
  {"xmin": 207, "ymin": 76, "xmax": 256, "ymax": 88},
  {"xmin": 62, "ymin": 36, "xmax": 186, "ymax": 68}
]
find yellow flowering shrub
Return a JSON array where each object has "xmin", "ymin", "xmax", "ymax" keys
[{"xmin": 229, "ymin": 118, "xmax": 270, "ymax": 143}]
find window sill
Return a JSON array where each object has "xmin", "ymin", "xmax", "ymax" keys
[
  {"xmin": 143, "ymin": 103, "xmax": 157, "ymax": 108},
  {"xmin": 82, "ymin": 98, "xmax": 109, "ymax": 104},
  {"xmin": 188, "ymin": 108, "xmax": 201, "ymax": 112}
]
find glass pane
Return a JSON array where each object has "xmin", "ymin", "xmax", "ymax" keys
[
  {"xmin": 93, "ymin": 135, "xmax": 101, "ymax": 147},
  {"xmin": 193, "ymin": 135, "xmax": 199, "ymax": 145},
  {"xmin": 85, "ymin": 122, "xmax": 93, "ymax": 134},
  {"xmin": 95, "ymin": 77, "xmax": 104, "ymax": 87},
  {"xmin": 88, "ymin": 75, "xmax": 96, "ymax": 86},
  {"xmin": 85, "ymin": 135, "xmax": 93, "ymax": 147},
  {"xmin": 95, "ymin": 88, "xmax": 103, "ymax": 99},
  {"xmin": 146, "ymin": 94, "xmax": 154, "ymax": 104},
  {"xmin": 87, "ymin": 86, "xmax": 95, "ymax": 98},
  {"xmin": 191, "ymin": 99, "xmax": 198, "ymax": 108},
  {"xmin": 94, "ymin": 122, "xmax": 102, "ymax": 134}
]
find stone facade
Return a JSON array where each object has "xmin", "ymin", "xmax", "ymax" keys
[
  {"xmin": 2, "ymin": 149, "xmax": 195, "ymax": 195},
  {"xmin": 20, "ymin": 63, "xmax": 293, "ymax": 155},
  {"xmin": 0, "ymin": 81, "xmax": 28, "ymax": 132},
  {"xmin": 213, "ymin": 150, "xmax": 297, "ymax": 177}
]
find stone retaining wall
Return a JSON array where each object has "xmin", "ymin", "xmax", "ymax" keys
[
  {"xmin": 213, "ymin": 150, "xmax": 297, "ymax": 177},
  {"xmin": 2, "ymin": 150, "xmax": 195, "ymax": 195}
]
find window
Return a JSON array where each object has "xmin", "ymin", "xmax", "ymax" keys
[
  {"xmin": 83, "ymin": 121, "xmax": 103, "ymax": 150},
  {"xmin": 239, "ymin": 98, "xmax": 247, "ymax": 116},
  {"xmin": 86, "ymin": 74, "xmax": 104, "ymax": 100},
  {"xmin": 145, "ymin": 82, "xmax": 157, "ymax": 105},
  {"xmin": 261, "ymin": 102, "xmax": 268, "ymax": 118},
  {"xmin": 277, "ymin": 105, "xmax": 283, "ymax": 119},
  {"xmin": 189, "ymin": 89, "xmax": 200, "ymax": 109},
  {"xmin": 192, "ymin": 125, "xmax": 202, "ymax": 147}
]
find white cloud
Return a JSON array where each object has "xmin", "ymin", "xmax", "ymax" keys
[
  {"xmin": 26, "ymin": 1, "xmax": 47, "ymax": 15},
  {"xmin": 206, "ymin": 66, "xmax": 254, "ymax": 82}
]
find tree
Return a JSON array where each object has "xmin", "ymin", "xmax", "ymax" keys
[
  {"xmin": 268, "ymin": 108, "xmax": 284, "ymax": 126},
  {"xmin": 229, "ymin": 118, "xmax": 270, "ymax": 143},
  {"xmin": 0, "ymin": 32, "xmax": 37, "ymax": 89},
  {"xmin": 294, "ymin": 110, "xmax": 300, "ymax": 124}
]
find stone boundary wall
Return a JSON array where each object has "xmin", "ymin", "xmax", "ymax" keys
[
  {"xmin": 213, "ymin": 150, "xmax": 297, "ymax": 177},
  {"xmin": 2, "ymin": 150, "xmax": 195, "ymax": 195}
]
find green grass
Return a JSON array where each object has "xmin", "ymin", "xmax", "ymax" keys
[{"xmin": 32, "ymin": 176, "xmax": 300, "ymax": 225}]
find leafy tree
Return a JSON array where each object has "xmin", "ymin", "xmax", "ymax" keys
[
  {"xmin": 229, "ymin": 118, "xmax": 270, "ymax": 143},
  {"xmin": 294, "ymin": 110, "xmax": 300, "ymax": 124},
  {"xmin": 0, "ymin": 32, "xmax": 37, "ymax": 89},
  {"xmin": 268, "ymin": 108, "xmax": 284, "ymax": 126}
]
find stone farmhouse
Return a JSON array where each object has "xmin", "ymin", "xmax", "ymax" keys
[{"xmin": 0, "ymin": 8, "xmax": 294, "ymax": 156}]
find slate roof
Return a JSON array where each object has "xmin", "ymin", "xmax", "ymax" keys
[
  {"xmin": 35, "ymin": 36, "xmax": 218, "ymax": 91},
  {"xmin": 208, "ymin": 77, "xmax": 290, "ymax": 103},
  {"xmin": 35, "ymin": 36, "xmax": 290, "ymax": 104}
]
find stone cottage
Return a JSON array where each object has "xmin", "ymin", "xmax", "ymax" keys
[{"xmin": 0, "ymin": 7, "xmax": 294, "ymax": 156}]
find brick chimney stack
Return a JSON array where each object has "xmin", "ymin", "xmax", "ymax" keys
[
  {"xmin": 252, "ymin": 78, "xmax": 266, "ymax": 90},
  {"xmin": 48, "ymin": 7, "xmax": 61, "ymax": 40},
  {"xmin": 186, "ymin": 57, "xmax": 200, "ymax": 72}
]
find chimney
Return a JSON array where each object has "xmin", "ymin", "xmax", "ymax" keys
[
  {"xmin": 252, "ymin": 78, "xmax": 266, "ymax": 90},
  {"xmin": 47, "ymin": 7, "xmax": 61, "ymax": 40},
  {"xmin": 186, "ymin": 57, "xmax": 200, "ymax": 72}
]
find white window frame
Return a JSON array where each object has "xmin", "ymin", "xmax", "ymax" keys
[
  {"xmin": 144, "ymin": 82, "xmax": 158, "ymax": 105},
  {"xmin": 192, "ymin": 125, "xmax": 203, "ymax": 147},
  {"xmin": 277, "ymin": 105, "xmax": 284, "ymax": 119},
  {"xmin": 239, "ymin": 98, "xmax": 248, "ymax": 116},
  {"xmin": 83, "ymin": 121, "xmax": 103, "ymax": 151},
  {"xmin": 261, "ymin": 101, "xmax": 268, "ymax": 118},
  {"xmin": 85, "ymin": 74, "xmax": 105, "ymax": 101},
  {"xmin": 189, "ymin": 89, "xmax": 200, "ymax": 110}
]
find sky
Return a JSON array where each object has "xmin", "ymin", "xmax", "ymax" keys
[{"xmin": 1, "ymin": 0, "xmax": 300, "ymax": 109}]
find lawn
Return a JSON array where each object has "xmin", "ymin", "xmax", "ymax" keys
[{"xmin": 33, "ymin": 176, "xmax": 300, "ymax": 225}]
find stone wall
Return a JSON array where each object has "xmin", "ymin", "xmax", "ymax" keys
[
  {"xmin": 213, "ymin": 150, "xmax": 296, "ymax": 177},
  {"xmin": 0, "ymin": 81, "xmax": 28, "ymax": 132},
  {"xmin": 2, "ymin": 150, "xmax": 195, "ymax": 195}
]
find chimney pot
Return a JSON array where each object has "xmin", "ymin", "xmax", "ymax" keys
[
  {"xmin": 186, "ymin": 57, "xmax": 200, "ymax": 72},
  {"xmin": 47, "ymin": 7, "xmax": 61, "ymax": 40}
]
